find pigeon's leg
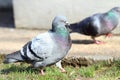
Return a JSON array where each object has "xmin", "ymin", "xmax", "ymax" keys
[
  {"xmin": 91, "ymin": 36, "xmax": 105, "ymax": 44},
  {"xmin": 32, "ymin": 61, "xmax": 45, "ymax": 75},
  {"xmin": 105, "ymin": 33, "xmax": 112, "ymax": 38},
  {"xmin": 40, "ymin": 69, "xmax": 45, "ymax": 75},
  {"xmin": 94, "ymin": 40, "xmax": 105, "ymax": 44},
  {"xmin": 56, "ymin": 60, "xmax": 66, "ymax": 73}
]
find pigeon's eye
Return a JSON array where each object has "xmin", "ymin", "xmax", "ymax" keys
[
  {"xmin": 116, "ymin": 9, "xmax": 120, "ymax": 13},
  {"xmin": 60, "ymin": 20, "xmax": 66, "ymax": 23}
]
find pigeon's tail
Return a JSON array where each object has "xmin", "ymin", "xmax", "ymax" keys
[{"xmin": 3, "ymin": 51, "xmax": 24, "ymax": 64}]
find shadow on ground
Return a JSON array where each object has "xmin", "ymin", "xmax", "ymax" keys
[{"xmin": 72, "ymin": 39, "xmax": 94, "ymax": 44}]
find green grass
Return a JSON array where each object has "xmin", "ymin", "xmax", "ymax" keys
[{"xmin": 0, "ymin": 54, "xmax": 120, "ymax": 80}]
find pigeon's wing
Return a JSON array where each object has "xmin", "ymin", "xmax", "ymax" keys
[{"xmin": 20, "ymin": 32, "xmax": 54, "ymax": 61}]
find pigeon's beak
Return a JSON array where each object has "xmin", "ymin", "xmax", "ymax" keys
[
  {"xmin": 65, "ymin": 21, "xmax": 69, "ymax": 25},
  {"xmin": 65, "ymin": 22, "xmax": 71, "ymax": 33},
  {"xmin": 65, "ymin": 21, "xmax": 69, "ymax": 27}
]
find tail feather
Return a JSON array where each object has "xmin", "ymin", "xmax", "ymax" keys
[{"xmin": 3, "ymin": 51, "xmax": 24, "ymax": 64}]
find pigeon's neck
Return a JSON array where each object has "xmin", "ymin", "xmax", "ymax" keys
[
  {"xmin": 55, "ymin": 26, "xmax": 69, "ymax": 38},
  {"xmin": 104, "ymin": 11, "xmax": 119, "ymax": 29},
  {"xmin": 54, "ymin": 26, "xmax": 71, "ymax": 48},
  {"xmin": 107, "ymin": 11, "xmax": 119, "ymax": 18}
]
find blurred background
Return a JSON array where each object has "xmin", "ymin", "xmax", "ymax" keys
[
  {"xmin": 0, "ymin": 0, "xmax": 14, "ymax": 28},
  {"xmin": 0, "ymin": 0, "xmax": 120, "ymax": 33}
]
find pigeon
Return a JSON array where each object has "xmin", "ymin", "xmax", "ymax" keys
[
  {"xmin": 3, "ymin": 15, "xmax": 71, "ymax": 75},
  {"xmin": 69, "ymin": 7, "xmax": 120, "ymax": 44}
]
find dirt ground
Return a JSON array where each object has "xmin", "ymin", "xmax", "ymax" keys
[{"xmin": 0, "ymin": 27, "xmax": 120, "ymax": 64}]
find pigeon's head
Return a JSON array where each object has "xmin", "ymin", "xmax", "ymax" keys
[
  {"xmin": 110, "ymin": 7, "xmax": 120, "ymax": 16},
  {"xmin": 52, "ymin": 15, "xmax": 68, "ymax": 27},
  {"xmin": 52, "ymin": 15, "xmax": 70, "ymax": 32}
]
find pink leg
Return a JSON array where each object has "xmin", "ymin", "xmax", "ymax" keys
[
  {"xmin": 56, "ymin": 60, "xmax": 66, "ymax": 73},
  {"xmin": 93, "ymin": 40, "xmax": 105, "ymax": 44},
  {"xmin": 60, "ymin": 67, "xmax": 66, "ymax": 73},
  {"xmin": 40, "ymin": 69, "xmax": 45, "ymax": 75},
  {"xmin": 92, "ymin": 37, "xmax": 105, "ymax": 44}
]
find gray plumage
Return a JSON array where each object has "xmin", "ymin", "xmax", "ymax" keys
[
  {"xmin": 69, "ymin": 7, "xmax": 120, "ymax": 44},
  {"xmin": 3, "ymin": 15, "xmax": 71, "ymax": 74}
]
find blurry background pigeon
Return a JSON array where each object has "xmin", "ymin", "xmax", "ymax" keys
[
  {"xmin": 3, "ymin": 15, "xmax": 71, "ymax": 75},
  {"xmin": 69, "ymin": 7, "xmax": 120, "ymax": 44}
]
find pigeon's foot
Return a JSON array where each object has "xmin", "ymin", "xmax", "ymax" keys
[
  {"xmin": 94, "ymin": 40, "xmax": 105, "ymax": 44},
  {"xmin": 91, "ymin": 37, "xmax": 105, "ymax": 44},
  {"xmin": 40, "ymin": 69, "xmax": 45, "ymax": 75},
  {"xmin": 55, "ymin": 60, "xmax": 66, "ymax": 73},
  {"xmin": 105, "ymin": 33, "xmax": 112, "ymax": 38},
  {"xmin": 60, "ymin": 68, "xmax": 66, "ymax": 73}
]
